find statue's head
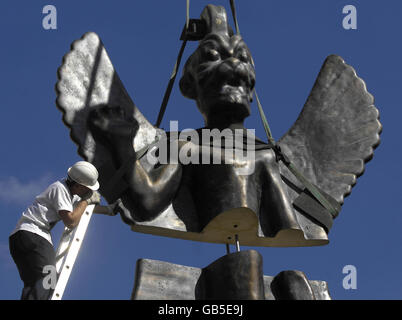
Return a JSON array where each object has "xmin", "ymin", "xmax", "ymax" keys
[{"xmin": 179, "ymin": 5, "xmax": 256, "ymax": 126}]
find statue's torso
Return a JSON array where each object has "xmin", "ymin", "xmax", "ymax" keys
[{"xmin": 174, "ymin": 144, "xmax": 299, "ymax": 234}]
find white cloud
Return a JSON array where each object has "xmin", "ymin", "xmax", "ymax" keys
[{"xmin": 0, "ymin": 174, "xmax": 54, "ymax": 206}]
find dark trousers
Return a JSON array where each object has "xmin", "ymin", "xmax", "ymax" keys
[{"xmin": 9, "ymin": 230, "xmax": 56, "ymax": 300}]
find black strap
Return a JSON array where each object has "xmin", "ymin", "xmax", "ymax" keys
[
  {"xmin": 155, "ymin": 39, "xmax": 188, "ymax": 128},
  {"xmin": 155, "ymin": 0, "xmax": 192, "ymax": 128},
  {"xmin": 229, "ymin": 0, "xmax": 240, "ymax": 35}
]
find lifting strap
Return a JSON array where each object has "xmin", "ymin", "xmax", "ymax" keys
[
  {"xmin": 229, "ymin": 0, "xmax": 240, "ymax": 35},
  {"xmin": 155, "ymin": 40, "xmax": 187, "ymax": 128},
  {"xmin": 155, "ymin": 0, "xmax": 191, "ymax": 128}
]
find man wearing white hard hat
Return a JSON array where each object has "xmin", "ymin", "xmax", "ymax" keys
[{"xmin": 9, "ymin": 161, "xmax": 120, "ymax": 300}]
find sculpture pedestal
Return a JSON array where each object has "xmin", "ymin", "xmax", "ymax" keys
[
  {"xmin": 195, "ymin": 250, "xmax": 265, "ymax": 300},
  {"xmin": 132, "ymin": 250, "xmax": 331, "ymax": 300}
]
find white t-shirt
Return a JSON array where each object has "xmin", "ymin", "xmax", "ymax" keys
[{"xmin": 11, "ymin": 179, "xmax": 81, "ymax": 245}]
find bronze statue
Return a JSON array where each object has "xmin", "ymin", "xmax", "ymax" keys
[{"xmin": 56, "ymin": 5, "xmax": 381, "ymax": 248}]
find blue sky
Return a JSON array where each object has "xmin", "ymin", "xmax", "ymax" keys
[{"xmin": 0, "ymin": 1, "xmax": 400, "ymax": 300}]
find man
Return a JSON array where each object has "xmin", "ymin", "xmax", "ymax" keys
[{"xmin": 9, "ymin": 161, "xmax": 120, "ymax": 300}]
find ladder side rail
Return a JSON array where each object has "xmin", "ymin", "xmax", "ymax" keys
[
  {"xmin": 54, "ymin": 226, "xmax": 75, "ymax": 273},
  {"xmin": 51, "ymin": 204, "xmax": 95, "ymax": 300}
]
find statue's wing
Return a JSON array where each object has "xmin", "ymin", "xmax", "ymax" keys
[
  {"xmin": 278, "ymin": 55, "xmax": 381, "ymax": 209},
  {"xmin": 56, "ymin": 32, "xmax": 162, "ymax": 200}
]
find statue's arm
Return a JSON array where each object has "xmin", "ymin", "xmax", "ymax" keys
[
  {"xmin": 114, "ymin": 137, "xmax": 182, "ymax": 218},
  {"xmin": 259, "ymin": 150, "xmax": 300, "ymax": 236},
  {"xmin": 87, "ymin": 105, "xmax": 182, "ymax": 219}
]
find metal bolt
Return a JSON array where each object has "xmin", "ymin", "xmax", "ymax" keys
[{"xmin": 235, "ymin": 234, "xmax": 240, "ymax": 252}]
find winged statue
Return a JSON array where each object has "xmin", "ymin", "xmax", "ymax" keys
[{"xmin": 55, "ymin": 5, "xmax": 381, "ymax": 247}]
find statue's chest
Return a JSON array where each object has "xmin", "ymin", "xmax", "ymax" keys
[{"xmin": 179, "ymin": 146, "xmax": 272, "ymax": 205}]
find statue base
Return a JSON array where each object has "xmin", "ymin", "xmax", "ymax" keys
[{"xmin": 131, "ymin": 250, "xmax": 331, "ymax": 300}]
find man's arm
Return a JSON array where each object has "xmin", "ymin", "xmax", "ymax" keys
[
  {"xmin": 59, "ymin": 200, "xmax": 89, "ymax": 229},
  {"xmin": 93, "ymin": 202, "xmax": 120, "ymax": 216},
  {"xmin": 60, "ymin": 194, "xmax": 120, "ymax": 228}
]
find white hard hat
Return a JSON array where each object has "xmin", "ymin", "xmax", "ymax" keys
[{"xmin": 67, "ymin": 161, "xmax": 100, "ymax": 191}]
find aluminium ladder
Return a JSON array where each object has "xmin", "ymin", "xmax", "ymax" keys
[{"xmin": 51, "ymin": 204, "xmax": 95, "ymax": 300}]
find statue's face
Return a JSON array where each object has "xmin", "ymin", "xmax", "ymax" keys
[{"xmin": 181, "ymin": 34, "xmax": 256, "ymax": 124}]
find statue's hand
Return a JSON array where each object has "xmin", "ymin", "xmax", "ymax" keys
[{"xmin": 88, "ymin": 105, "xmax": 139, "ymax": 146}]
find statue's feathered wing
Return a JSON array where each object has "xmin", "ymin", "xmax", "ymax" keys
[
  {"xmin": 278, "ymin": 55, "xmax": 381, "ymax": 215},
  {"xmin": 56, "ymin": 32, "xmax": 161, "ymax": 200}
]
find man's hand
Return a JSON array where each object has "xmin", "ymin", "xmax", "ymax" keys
[
  {"xmin": 93, "ymin": 199, "xmax": 122, "ymax": 216},
  {"xmin": 86, "ymin": 191, "xmax": 101, "ymax": 205},
  {"xmin": 105, "ymin": 199, "xmax": 122, "ymax": 216}
]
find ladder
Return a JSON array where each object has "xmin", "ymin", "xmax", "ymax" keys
[{"xmin": 51, "ymin": 204, "xmax": 95, "ymax": 300}]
